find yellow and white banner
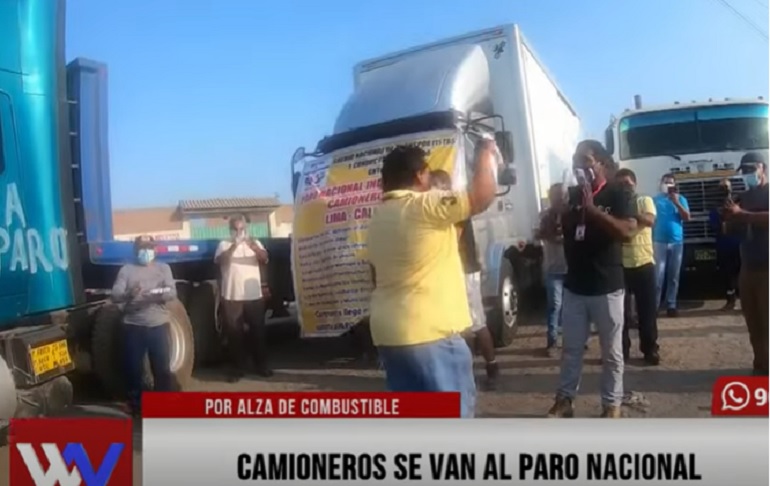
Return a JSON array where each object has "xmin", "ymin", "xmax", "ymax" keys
[{"xmin": 291, "ymin": 130, "xmax": 463, "ymax": 337}]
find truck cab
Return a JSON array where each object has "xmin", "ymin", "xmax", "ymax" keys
[
  {"xmin": 290, "ymin": 25, "xmax": 581, "ymax": 346},
  {"xmin": 605, "ymin": 98, "xmax": 768, "ymax": 278}
]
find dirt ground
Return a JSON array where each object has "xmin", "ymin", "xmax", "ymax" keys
[{"xmin": 0, "ymin": 299, "xmax": 755, "ymax": 485}]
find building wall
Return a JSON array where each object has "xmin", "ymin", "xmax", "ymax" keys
[{"xmin": 113, "ymin": 206, "xmax": 293, "ymax": 241}]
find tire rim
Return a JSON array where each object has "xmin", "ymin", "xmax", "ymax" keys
[
  {"xmin": 168, "ymin": 318, "xmax": 186, "ymax": 373},
  {"xmin": 501, "ymin": 275, "xmax": 518, "ymax": 328}
]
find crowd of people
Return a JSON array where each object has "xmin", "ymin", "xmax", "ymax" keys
[
  {"xmin": 106, "ymin": 139, "xmax": 766, "ymax": 419},
  {"xmin": 366, "ymin": 139, "xmax": 768, "ymax": 418}
]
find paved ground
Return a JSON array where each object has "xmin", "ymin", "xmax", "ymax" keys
[{"xmin": 0, "ymin": 299, "xmax": 754, "ymax": 485}]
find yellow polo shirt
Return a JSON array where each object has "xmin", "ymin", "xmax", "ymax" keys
[
  {"xmin": 367, "ymin": 189, "xmax": 472, "ymax": 346},
  {"xmin": 623, "ymin": 195, "xmax": 656, "ymax": 268}
]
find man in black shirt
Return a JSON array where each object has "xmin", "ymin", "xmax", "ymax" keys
[{"xmin": 547, "ymin": 140, "xmax": 637, "ymax": 419}]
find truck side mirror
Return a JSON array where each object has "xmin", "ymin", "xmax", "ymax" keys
[
  {"xmin": 495, "ymin": 131, "xmax": 514, "ymax": 164},
  {"xmin": 292, "ymin": 147, "xmax": 306, "ymax": 165},
  {"xmin": 498, "ymin": 165, "xmax": 516, "ymax": 186},
  {"xmin": 604, "ymin": 126, "xmax": 614, "ymax": 154},
  {"xmin": 291, "ymin": 146, "xmax": 306, "ymax": 197},
  {"xmin": 292, "ymin": 172, "xmax": 301, "ymax": 197}
]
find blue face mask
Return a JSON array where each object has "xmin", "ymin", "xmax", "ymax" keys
[
  {"xmin": 744, "ymin": 172, "xmax": 760, "ymax": 188},
  {"xmin": 137, "ymin": 249, "xmax": 155, "ymax": 265}
]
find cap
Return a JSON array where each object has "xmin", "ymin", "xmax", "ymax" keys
[
  {"xmin": 739, "ymin": 152, "xmax": 765, "ymax": 169},
  {"xmin": 134, "ymin": 234, "xmax": 156, "ymax": 250}
]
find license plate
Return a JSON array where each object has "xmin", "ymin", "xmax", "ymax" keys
[
  {"xmin": 694, "ymin": 249, "xmax": 716, "ymax": 261},
  {"xmin": 29, "ymin": 340, "xmax": 72, "ymax": 376}
]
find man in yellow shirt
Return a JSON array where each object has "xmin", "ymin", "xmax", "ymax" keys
[
  {"xmin": 367, "ymin": 139, "xmax": 498, "ymax": 418},
  {"xmin": 616, "ymin": 168, "xmax": 660, "ymax": 366}
]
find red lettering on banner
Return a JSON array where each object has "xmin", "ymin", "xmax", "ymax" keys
[
  {"xmin": 711, "ymin": 376, "xmax": 769, "ymax": 416},
  {"xmin": 143, "ymin": 392, "xmax": 460, "ymax": 418}
]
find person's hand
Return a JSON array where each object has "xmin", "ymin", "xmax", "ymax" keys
[
  {"xmin": 722, "ymin": 199, "xmax": 742, "ymax": 219},
  {"xmin": 581, "ymin": 183, "xmax": 594, "ymax": 208},
  {"xmin": 129, "ymin": 285, "xmax": 142, "ymax": 298},
  {"xmin": 667, "ymin": 191, "xmax": 678, "ymax": 203}
]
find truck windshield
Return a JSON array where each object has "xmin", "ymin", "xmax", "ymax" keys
[{"xmin": 619, "ymin": 103, "xmax": 768, "ymax": 160}]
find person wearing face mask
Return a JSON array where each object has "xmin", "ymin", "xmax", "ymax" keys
[
  {"xmin": 215, "ymin": 215, "xmax": 272, "ymax": 382},
  {"xmin": 110, "ymin": 235, "xmax": 177, "ymax": 416},
  {"xmin": 429, "ymin": 169, "xmax": 500, "ymax": 389},
  {"xmin": 652, "ymin": 174, "xmax": 691, "ymax": 317},
  {"xmin": 615, "ymin": 168, "xmax": 659, "ymax": 365},
  {"xmin": 709, "ymin": 179, "xmax": 742, "ymax": 311},
  {"xmin": 722, "ymin": 152, "xmax": 769, "ymax": 376},
  {"xmin": 366, "ymin": 140, "xmax": 499, "ymax": 418},
  {"xmin": 547, "ymin": 140, "xmax": 637, "ymax": 419}
]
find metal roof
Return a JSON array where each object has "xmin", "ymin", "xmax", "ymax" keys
[{"xmin": 178, "ymin": 197, "xmax": 280, "ymax": 212}]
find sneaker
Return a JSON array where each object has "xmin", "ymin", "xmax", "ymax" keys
[
  {"xmin": 643, "ymin": 351, "xmax": 660, "ymax": 366},
  {"xmin": 255, "ymin": 367, "xmax": 274, "ymax": 378},
  {"xmin": 547, "ymin": 397, "xmax": 574, "ymax": 418},
  {"xmin": 666, "ymin": 308, "xmax": 678, "ymax": 318},
  {"xmin": 721, "ymin": 298, "xmax": 736, "ymax": 311},
  {"xmin": 545, "ymin": 346, "xmax": 558, "ymax": 358},
  {"xmin": 484, "ymin": 362, "xmax": 499, "ymax": 390},
  {"xmin": 600, "ymin": 405, "xmax": 622, "ymax": 418}
]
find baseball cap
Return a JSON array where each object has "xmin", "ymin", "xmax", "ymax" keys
[
  {"xmin": 134, "ymin": 234, "xmax": 156, "ymax": 250},
  {"xmin": 739, "ymin": 152, "xmax": 765, "ymax": 171}
]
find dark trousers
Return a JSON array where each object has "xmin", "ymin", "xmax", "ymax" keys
[
  {"xmin": 221, "ymin": 299, "xmax": 268, "ymax": 371},
  {"xmin": 739, "ymin": 269, "xmax": 769, "ymax": 375},
  {"xmin": 717, "ymin": 245, "xmax": 741, "ymax": 299},
  {"xmin": 622, "ymin": 263, "xmax": 659, "ymax": 357},
  {"xmin": 123, "ymin": 323, "xmax": 173, "ymax": 412}
]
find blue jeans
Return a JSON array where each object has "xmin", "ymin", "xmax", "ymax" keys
[
  {"xmin": 654, "ymin": 242, "xmax": 684, "ymax": 310},
  {"xmin": 378, "ymin": 335, "xmax": 476, "ymax": 418},
  {"xmin": 123, "ymin": 323, "xmax": 173, "ymax": 412},
  {"xmin": 545, "ymin": 273, "xmax": 565, "ymax": 347}
]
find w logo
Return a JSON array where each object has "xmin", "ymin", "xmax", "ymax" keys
[{"xmin": 16, "ymin": 443, "xmax": 124, "ymax": 486}]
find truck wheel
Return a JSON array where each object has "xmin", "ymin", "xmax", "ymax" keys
[
  {"xmin": 166, "ymin": 299, "xmax": 195, "ymax": 390},
  {"xmin": 487, "ymin": 259, "xmax": 519, "ymax": 348},
  {"xmin": 92, "ymin": 300, "xmax": 195, "ymax": 398},
  {"xmin": 187, "ymin": 281, "xmax": 223, "ymax": 367},
  {"xmin": 92, "ymin": 303, "xmax": 149, "ymax": 398},
  {"xmin": 0, "ymin": 354, "xmax": 16, "ymax": 445}
]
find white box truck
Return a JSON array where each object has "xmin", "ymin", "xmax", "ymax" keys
[{"xmin": 289, "ymin": 24, "xmax": 582, "ymax": 346}]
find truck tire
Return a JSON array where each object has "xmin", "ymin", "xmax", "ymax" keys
[
  {"xmin": 487, "ymin": 259, "xmax": 519, "ymax": 348},
  {"xmin": 0, "ymin": 354, "xmax": 16, "ymax": 445},
  {"xmin": 92, "ymin": 303, "xmax": 147, "ymax": 398},
  {"xmin": 165, "ymin": 299, "xmax": 195, "ymax": 390},
  {"xmin": 187, "ymin": 281, "xmax": 223, "ymax": 367},
  {"xmin": 92, "ymin": 300, "xmax": 195, "ymax": 398}
]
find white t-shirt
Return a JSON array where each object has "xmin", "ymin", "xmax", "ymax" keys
[{"xmin": 215, "ymin": 239, "xmax": 266, "ymax": 301}]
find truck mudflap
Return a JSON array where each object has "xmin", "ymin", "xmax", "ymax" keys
[{"xmin": 0, "ymin": 323, "xmax": 75, "ymax": 389}]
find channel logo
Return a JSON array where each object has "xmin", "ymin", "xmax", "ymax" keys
[{"xmin": 9, "ymin": 418, "xmax": 132, "ymax": 486}]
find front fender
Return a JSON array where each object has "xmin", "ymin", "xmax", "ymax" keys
[{"xmin": 481, "ymin": 238, "xmax": 528, "ymax": 299}]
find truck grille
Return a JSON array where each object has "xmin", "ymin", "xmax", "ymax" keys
[
  {"xmin": 683, "ymin": 219, "xmax": 713, "ymax": 240},
  {"xmin": 677, "ymin": 177, "xmax": 746, "ymax": 214}
]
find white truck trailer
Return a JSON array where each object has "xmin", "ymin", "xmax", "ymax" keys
[
  {"xmin": 290, "ymin": 24, "xmax": 581, "ymax": 346},
  {"xmin": 605, "ymin": 96, "xmax": 768, "ymax": 278}
]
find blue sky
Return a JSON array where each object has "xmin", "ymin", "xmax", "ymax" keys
[{"xmin": 65, "ymin": 0, "xmax": 769, "ymax": 209}]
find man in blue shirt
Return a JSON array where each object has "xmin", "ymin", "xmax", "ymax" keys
[{"xmin": 652, "ymin": 174, "xmax": 691, "ymax": 317}]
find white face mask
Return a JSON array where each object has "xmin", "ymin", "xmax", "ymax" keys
[{"xmin": 231, "ymin": 229, "xmax": 246, "ymax": 241}]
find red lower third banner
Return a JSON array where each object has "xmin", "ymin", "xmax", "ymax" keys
[
  {"xmin": 142, "ymin": 391, "xmax": 461, "ymax": 418},
  {"xmin": 710, "ymin": 375, "xmax": 769, "ymax": 416}
]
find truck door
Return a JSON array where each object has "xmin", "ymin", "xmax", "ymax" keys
[{"xmin": 0, "ymin": 87, "xmax": 30, "ymax": 322}]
